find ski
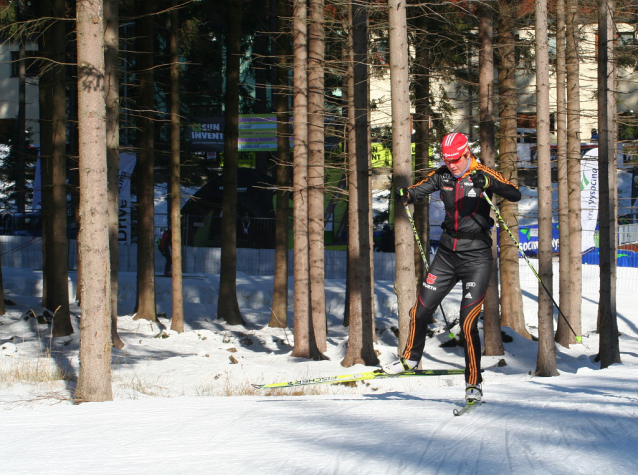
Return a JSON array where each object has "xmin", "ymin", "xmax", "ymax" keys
[
  {"xmin": 252, "ymin": 368, "xmax": 465, "ymax": 389},
  {"xmin": 453, "ymin": 401, "xmax": 485, "ymax": 416}
]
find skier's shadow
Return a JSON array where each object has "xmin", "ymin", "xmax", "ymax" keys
[{"xmin": 360, "ymin": 392, "xmax": 462, "ymax": 407}]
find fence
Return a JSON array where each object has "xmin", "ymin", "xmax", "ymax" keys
[{"xmin": 0, "ymin": 233, "xmax": 635, "ymax": 294}]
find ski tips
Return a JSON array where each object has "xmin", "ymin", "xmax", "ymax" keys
[{"xmin": 251, "ymin": 384, "xmax": 262, "ymax": 389}]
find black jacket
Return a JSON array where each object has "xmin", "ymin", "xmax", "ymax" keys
[{"xmin": 407, "ymin": 156, "xmax": 521, "ymax": 251}]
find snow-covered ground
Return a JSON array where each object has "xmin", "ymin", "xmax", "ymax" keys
[{"xmin": 0, "ymin": 263, "xmax": 637, "ymax": 474}]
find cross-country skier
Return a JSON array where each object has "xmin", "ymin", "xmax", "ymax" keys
[{"xmin": 384, "ymin": 132, "xmax": 522, "ymax": 404}]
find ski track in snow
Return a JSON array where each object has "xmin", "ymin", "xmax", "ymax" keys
[
  {"xmin": 3, "ymin": 375, "xmax": 638, "ymax": 475},
  {"xmin": 1, "ymin": 265, "xmax": 637, "ymax": 474}
]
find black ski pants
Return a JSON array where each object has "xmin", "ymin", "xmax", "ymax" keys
[{"xmin": 401, "ymin": 244, "xmax": 492, "ymax": 385}]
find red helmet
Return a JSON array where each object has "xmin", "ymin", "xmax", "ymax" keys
[{"xmin": 441, "ymin": 133, "xmax": 469, "ymax": 161}]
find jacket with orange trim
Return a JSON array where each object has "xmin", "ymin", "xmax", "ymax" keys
[{"xmin": 407, "ymin": 157, "xmax": 521, "ymax": 251}]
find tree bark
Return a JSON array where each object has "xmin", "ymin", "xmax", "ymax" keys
[
  {"xmin": 49, "ymin": 0, "xmax": 71, "ymax": 337},
  {"xmin": 597, "ymin": 0, "xmax": 620, "ymax": 368},
  {"xmin": 291, "ymin": 0, "xmax": 322, "ymax": 359},
  {"xmin": 38, "ymin": 0, "xmax": 52, "ymax": 310},
  {"xmin": 413, "ymin": 12, "xmax": 431, "ymax": 307},
  {"xmin": 308, "ymin": 0, "xmax": 327, "ymax": 352},
  {"xmin": 342, "ymin": 1, "xmax": 378, "ymax": 368},
  {"xmin": 16, "ymin": 1, "xmax": 26, "ymax": 214},
  {"xmin": 566, "ymin": 0, "xmax": 582, "ymax": 343},
  {"xmin": 388, "ymin": 0, "xmax": 416, "ymax": 355},
  {"xmin": 170, "ymin": 0, "xmax": 185, "ymax": 333},
  {"xmin": 75, "ymin": 0, "xmax": 113, "ymax": 402},
  {"xmin": 105, "ymin": 0, "xmax": 124, "ymax": 348},
  {"xmin": 134, "ymin": 1, "xmax": 157, "ymax": 322},
  {"xmin": 534, "ymin": 0, "xmax": 559, "ymax": 376},
  {"xmin": 218, "ymin": 0, "xmax": 245, "ymax": 326},
  {"xmin": 555, "ymin": 0, "xmax": 571, "ymax": 347},
  {"xmin": 497, "ymin": 0, "xmax": 530, "ymax": 339},
  {"xmin": 269, "ymin": 0, "xmax": 291, "ymax": 329},
  {"xmin": 478, "ymin": 3, "xmax": 503, "ymax": 356}
]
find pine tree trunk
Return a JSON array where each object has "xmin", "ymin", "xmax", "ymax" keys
[
  {"xmin": 497, "ymin": 0, "xmax": 530, "ymax": 339},
  {"xmin": 478, "ymin": 3, "xmax": 503, "ymax": 356},
  {"xmin": 105, "ymin": 0, "xmax": 124, "ymax": 348},
  {"xmin": 308, "ymin": 0, "xmax": 327, "ymax": 352},
  {"xmin": 555, "ymin": 0, "xmax": 571, "ymax": 347},
  {"xmin": 16, "ymin": 2, "xmax": 26, "ymax": 215},
  {"xmin": 291, "ymin": 0, "xmax": 321, "ymax": 359},
  {"xmin": 169, "ymin": 0, "xmax": 185, "ymax": 333},
  {"xmin": 388, "ymin": 0, "xmax": 416, "ymax": 354},
  {"xmin": 342, "ymin": 1, "xmax": 377, "ymax": 368},
  {"xmin": 218, "ymin": 0, "xmax": 245, "ymax": 326},
  {"xmin": 50, "ymin": 0, "xmax": 72, "ymax": 337},
  {"xmin": 269, "ymin": 0, "xmax": 291, "ymax": 329},
  {"xmin": 566, "ymin": 0, "xmax": 582, "ymax": 343},
  {"xmin": 413, "ymin": 14, "xmax": 431, "ymax": 305},
  {"xmin": 597, "ymin": 0, "xmax": 620, "ymax": 368},
  {"xmin": 534, "ymin": 0, "xmax": 559, "ymax": 377},
  {"xmin": 38, "ymin": 0, "xmax": 52, "ymax": 308},
  {"xmin": 134, "ymin": 2, "xmax": 157, "ymax": 322},
  {"xmin": 75, "ymin": 0, "xmax": 113, "ymax": 402}
]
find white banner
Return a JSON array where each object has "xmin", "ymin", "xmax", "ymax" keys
[
  {"xmin": 119, "ymin": 153, "xmax": 136, "ymax": 244},
  {"xmin": 580, "ymin": 158, "xmax": 599, "ymax": 253}
]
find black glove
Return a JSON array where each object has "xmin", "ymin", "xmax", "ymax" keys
[
  {"xmin": 395, "ymin": 187, "xmax": 414, "ymax": 204},
  {"xmin": 471, "ymin": 171, "xmax": 491, "ymax": 190}
]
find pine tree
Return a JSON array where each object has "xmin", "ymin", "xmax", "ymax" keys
[
  {"xmin": 342, "ymin": 0, "xmax": 377, "ymax": 368},
  {"xmin": 134, "ymin": 1, "xmax": 158, "ymax": 322},
  {"xmin": 105, "ymin": 0, "xmax": 124, "ymax": 348},
  {"xmin": 497, "ymin": 0, "xmax": 530, "ymax": 339},
  {"xmin": 218, "ymin": 0, "xmax": 245, "ymax": 326},
  {"xmin": 535, "ymin": 0, "xmax": 559, "ymax": 377},
  {"xmin": 169, "ymin": 0, "xmax": 185, "ymax": 333},
  {"xmin": 477, "ymin": 2, "xmax": 503, "ymax": 356},
  {"xmin": 566, "ymin": 0, "xmax": 583, "ymax": 344},
  {"xmin": 269, "ymin": 0, "xmax": 292, "ymax": 329},
  {"xmin": 291, "ymin": 0, "xmax": 322, "ymax": 359},
  {"xmin": 597, "ymin": 0, "xmax": 621, "ymax": 368},
  {"xmin": 388, "ymin": 0, "xmax": 416, "ymax": 354},
  {"xmin": 75, "ymin": 0, "xmax": 113, "ymax": 402},
  {"xmin": 308, "ymin": 0, "xmax": 327, "ymax": 351},
  {"xmin": 555, "ymin": 0, "xmax": 572, "ymax": 347}
]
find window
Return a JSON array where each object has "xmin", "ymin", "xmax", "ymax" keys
[
  {"xmin": 10, "ymin": 51, "xmax": 39, "ymax": 78},
  {"xmin": 618, "ymin": 31, "xmax": 635, "ymax": 46}
]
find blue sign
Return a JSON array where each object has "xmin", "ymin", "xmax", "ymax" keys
[{"xmin": 516, "ymin": 224, "xmax": 560, "ymax": 256}]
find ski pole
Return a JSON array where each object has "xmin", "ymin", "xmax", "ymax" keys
[
  {"xmin": 403, "ymin": 203, "xmax": 456, "ymax": 339},
  {"xmin": 481, "ymin": 193, "xmax": 582, "ymax": 343}
]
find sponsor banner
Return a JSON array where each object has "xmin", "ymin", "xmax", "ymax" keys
[
  {"xmin": 517, "ymin": 224, "xmax": 560, "ymax": 255},
  {"xmin": 119, "ymin": 153, "xmax": 136, "ymax": 245},
  {"xmin": 188, "ymin": 114, "xmax": 346, "ymax": 153},
  {"xmin": 189, "ymin": 118, "xmax": 225, "ymax": 151},
  {"xmin": 582, "ymin": 249, "xmax": 638, "ymax": 268},
  {"xmin": 238, "ymin": 123, "xmax": 276, "ymax": 131},
  {"xmin": 238, "ymin": 114, "xmax": 277, "ymax": 126},
  {"xmin": 580, "ymin": 159, "xmax": 599, "ymax": 253},
  {"xmin": 237, "ymin": 135, "xmax": 292, "ymax": 152},
  {"xmin": 189, "ymin": 115, "xmax": 290, "ymax": 152}
]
